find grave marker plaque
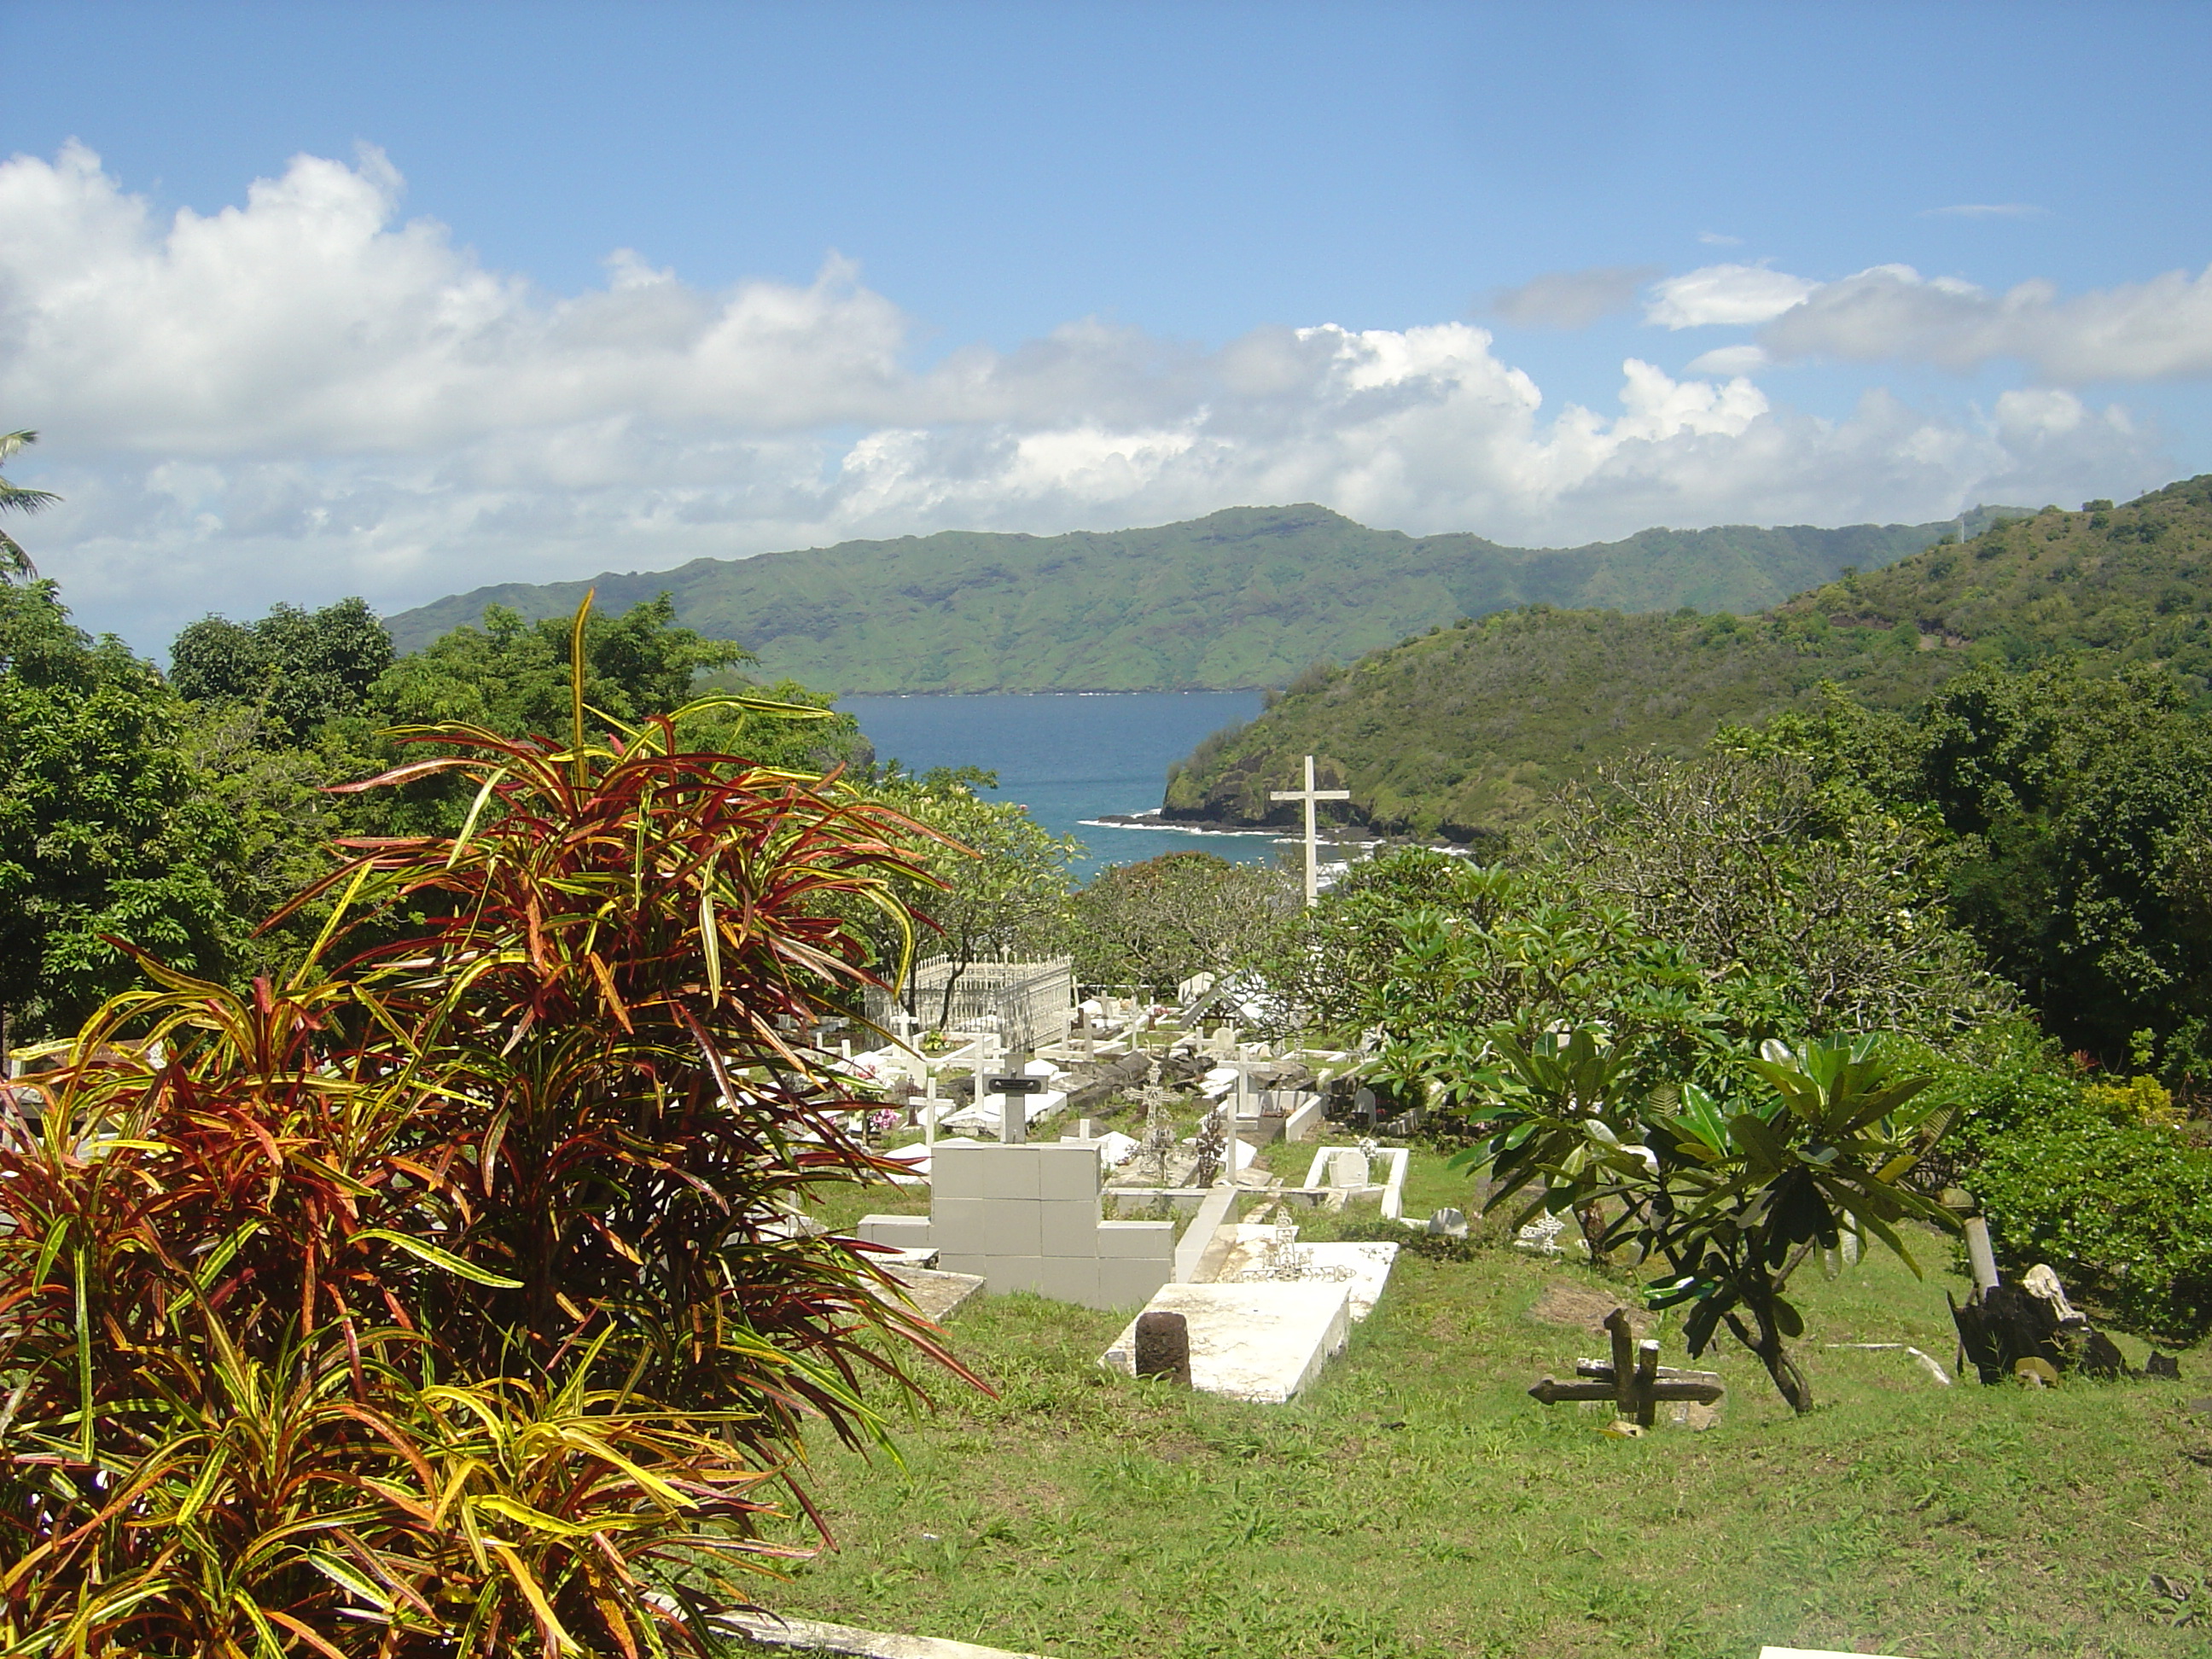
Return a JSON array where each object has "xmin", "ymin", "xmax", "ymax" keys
[{"xmin": 1133, "ymin": 1311, "xmax": 1192, "ymax": 1386}]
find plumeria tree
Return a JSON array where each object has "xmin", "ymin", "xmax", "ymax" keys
[{"xmin": 1462, "ymin": 1031, "xmax": 1957, "ymax": 1412}]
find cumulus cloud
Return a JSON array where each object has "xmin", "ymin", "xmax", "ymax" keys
[
  {"xmin": 1487, "ymin": 265, "xmax": 1662, "ymax": 329},
  {"xmin": 0, "ymin": 145, "xmax": 2172, "ymax": 650},
  {"xmin": 1645, "ymin": 263, "xmax": 1821, "ymax": 329},
  {"xmin": 1759, "ymin": 261, "xmax": 2212, "ymax": 381}
]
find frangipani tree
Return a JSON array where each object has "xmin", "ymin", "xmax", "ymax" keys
[{"xmin": 1460, "ymin": 1032, "xmax": 1957, "ymax": 1412}]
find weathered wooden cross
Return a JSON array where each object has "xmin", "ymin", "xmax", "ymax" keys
[
  {"xmin": 1528, "ymin": 1308, "xmax": 1725, "ymax": 1428},
  {"xmin": 1269, "ymin": 754, "xmax": 1351, "ymax": 906}
]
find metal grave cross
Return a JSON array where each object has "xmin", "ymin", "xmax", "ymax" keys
[{"xmin": 1269, "ymin": 754, "xmax": 1351, "ymax": 906}]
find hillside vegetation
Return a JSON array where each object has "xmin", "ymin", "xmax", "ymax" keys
[
  {"xmin": 1166, "ymin": 477, "xmax": 2212, "ymax": 839},
  {"xmin": 383, "ymin": 504, "xmax": 1986, "ymax": 693}
]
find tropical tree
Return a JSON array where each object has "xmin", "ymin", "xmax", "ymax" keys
[
  {"xmin": 169, "ymin": 596, "xmax": 396, "ymax": 742},
  {"xmin": 1069, "ymin": 851, "xmax": 1295, "ymax": 993},
  {"xmin": 0, "ymin": 582, "xmax": 240, "ymax": 1043},
  {"xmin": 371, "ymin": 594, "xmax": 749, "ymax": 738},
  {"xmin": 869, "ymin": 768, "xmax": 1077, "ymax": 1027},
  {"xmin": 1464, "ymin": 1032, "xmax": 1957, "ymax": 1412},
  {"xmin": 0, "ymin": 428, "xmax": 60, "ymax": 579}
]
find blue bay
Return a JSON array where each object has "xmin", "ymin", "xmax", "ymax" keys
[{"xmin": 840, "ymin": 691, "xmax": 1282, "ymax": 880}]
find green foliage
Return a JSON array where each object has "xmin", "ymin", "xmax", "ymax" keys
[
  {"xmin": 865, "ymin": 770, "xmax": 1078, "ymax": 1013},
  {"xmin": 371, "ymin": 591, "xmax": 749, "ymax": 736},
  {"xmin": 1164, "ymin": 479, "xmax": 2205, "ymax": 840},
  {"xmin": 1755, "ymin": 659, "xmax": 2212, "ymax": 1074},
  {"xmin": 384, "ymin": 504, "xmax": 1963, "ymax": 694},
  {"xmin": 0, "ymin": 582, "xmax": 239, "ymax": 1038},
  {"xmin": 169, "ymin": 596, "xmax": 394, "ymax": 741},
  {"xmin": 1461, "ymin": 1033, "xmax": 1956, "ymax": 1412},
  {"xmin": 1546, "ymin": 747, "xmax": 2011, "ymax": 1044},
  {"xmin": 1067, "ymin": 852, "xmax": 1295, "ymax": 992},
  {"xmin": 0, "ymin": 636, "xmax": 972, "ymax": 1653},
  {"xmin": 1970, "ymin": 1112, "xmax": 2212, "ymax": 1336}
]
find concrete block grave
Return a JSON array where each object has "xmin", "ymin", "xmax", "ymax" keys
[{"xmin": 857, "ymin": 1138, "xmax": 1174, "ymax": 1311}]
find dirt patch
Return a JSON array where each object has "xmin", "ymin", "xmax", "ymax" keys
[{"xmin": 1523, "ymin": 1280, "xmax": 1628, "ymax": 1333}]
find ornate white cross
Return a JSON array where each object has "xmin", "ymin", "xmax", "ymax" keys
[{"xmin": 1270, "ymin": 754, "xmax": 1350, "ymax": 906}]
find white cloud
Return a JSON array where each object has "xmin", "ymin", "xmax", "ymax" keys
[
  {"xmin": 1697, "ymin": 231, "xmax": 1743, "ymax": 247},
  {"xmin": 1645, "ymin": 263, "xmax": 1821, "ymax": 329},
  {"xmin": 1759, "ymin": 261, "xmax": 2212, "ymax": 381},
  {"xmin": 1684, "ymin": 345, "xmax": 1773, "ymax": 377},
  {"xmin": 0, "ymin": 145, "xmax": 2172, "ymax": 649},
  {"xmin": 1487, "ymin": 265, "xmax": 1662, "ymax": 329}
]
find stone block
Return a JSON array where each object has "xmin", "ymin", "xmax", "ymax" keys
[
  {"xmin": 973, "ymin": 1144, "xmax": 1043, "ymax": 1199},
  {"xmin": 1098, "ymin": 1256, "xmax": 1174, "ymax": 1309},
  {"xmin": 928, "ymin": 1197, "xmax": 988, "ymax": 1254},
  {"xmin": 925, "ymin": 1139, "xmax": 992, "ymax": 1199},
  {"xmin": 1284, "ymin": 1096, "xmax": 1324, "ymax": 1142},
  {"xmin": 935, "ymin": 1251, "xmax": 989, "ymax": 1278},
  {"xmin": 1097, "ymin": 1220, "xmax": 1174, "ymax": 1260},
  {"xmin": 1037, "ymin": 1198, "xmax": 1103, "ymax": 1255},
  {"xmin": 1036, "ymin": 1256, "xmax": 1100, "ymax": 1306},
  {"xmin": 990, "ymin": 1255, "xmax": 1047, "ymax": 1294},
  {"xmin": 856, "ymin": 1214, "xmax": 933, "ymax": 1250},
  {"xmin": 982, "ymin": 1200, "xmax": 1042, "ymax": 1257},
  {"xmin": 1036, "ymin": 1143, "xmax": 1103, "ymax": 1200}
]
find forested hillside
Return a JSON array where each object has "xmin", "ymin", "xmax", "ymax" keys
[
  {"xmin": 384, "ymin": 504, "xmax": 1990, "ymax": 693},
  {"xmin": 1165, "ymin": 477, "xmax": 2212, "ymax": 839}
]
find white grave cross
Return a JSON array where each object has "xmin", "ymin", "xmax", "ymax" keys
[{"xmin": 1270, "ymin": 754, "xmax": 1351, "ymax": 906}]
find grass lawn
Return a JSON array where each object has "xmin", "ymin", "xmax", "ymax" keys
[{"xmin": 765, "ymin": 1149, "xmax": 2212, "ymax": 1659}]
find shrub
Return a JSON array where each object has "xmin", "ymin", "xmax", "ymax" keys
[
  {"xmin": 1969, "ymin": 1105, "xmax": 2212, "ymax": 1336},
  {"xmin": 0, "ymin": 640, "xmax": 974, "ymax": 1653}
]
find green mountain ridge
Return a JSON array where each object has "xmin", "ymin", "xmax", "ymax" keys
[
  {"xmin": 1161, "ymin": 478, "xmax": 2212, "ymax": 841},
  {"xmin": 383, "ymin": 504, "xmax": 2006, "ymax": 694}
]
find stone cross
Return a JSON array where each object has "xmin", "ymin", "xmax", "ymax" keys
[{"xmin": 1270, "ymin": 754, "xmax": 1351, "ymax": 906}]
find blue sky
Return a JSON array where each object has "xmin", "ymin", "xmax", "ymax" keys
[{"xmin": 3, "ymin": 0, "xmax": 2209, "ymax": 650}]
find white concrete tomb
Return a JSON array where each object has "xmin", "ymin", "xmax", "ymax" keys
[{"xmin": 857, "ymin": 1138, "xmax": 1173, "ymax": 1311}]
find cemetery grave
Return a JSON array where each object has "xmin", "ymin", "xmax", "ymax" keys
[{"xmin": 783, "ymin": 1140, "xmax": 2211, "ymax": 1659}]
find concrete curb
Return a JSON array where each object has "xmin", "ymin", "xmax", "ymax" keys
[{"xmin": 713, "ymin": 1610, "xmax": 1051, "ymax": 1659}]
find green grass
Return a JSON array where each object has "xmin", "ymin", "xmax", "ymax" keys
[{"xmin": 775, "ymin": 1152, "xmax": 2212, "ymax": 1659}]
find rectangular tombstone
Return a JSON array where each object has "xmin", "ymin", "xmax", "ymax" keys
[{"xmin": 1133, "ymin": 1310, "xmax": 1192, "ymax": 1384}]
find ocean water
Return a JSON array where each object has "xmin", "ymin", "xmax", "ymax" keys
[{"xmin": 839, "ymin": 691, "xmax": 1286, "ymax": 879}]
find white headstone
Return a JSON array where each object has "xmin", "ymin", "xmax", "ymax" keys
[{"xmin": 1328, "ymin": 1148, "xmax": 1371, "ymax": 1188}]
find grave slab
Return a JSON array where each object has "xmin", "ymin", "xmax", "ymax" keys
[
  {"xmin": 1212, "ymin": 1225, "xmax": 1399, "ymax": 1321},
  {"xmin": 1101, "ymin": 1281, "xmax": 1353, "ymax": 1404},
  {"xmin": 876, "ymin": 1266, "xmax": 986, "ymax": 1324}
]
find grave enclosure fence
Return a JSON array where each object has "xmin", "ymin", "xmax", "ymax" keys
[{"xmin": 869, "ymin": 955, "xmax": 1075, "ymax": 1056}]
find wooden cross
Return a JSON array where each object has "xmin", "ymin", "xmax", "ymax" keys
[
  {"xmin": 1269, "ymin": 754, "xmax": 1351, "ymax": 906},
  {"xmin": 1528, "ymin": 1308, "xmax": 1725, "ymax": 1428}
]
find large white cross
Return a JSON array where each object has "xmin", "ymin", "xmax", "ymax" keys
[{"xmin": 1270, "ymin": 754, "xmax": 1351, "ymax": 906}]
